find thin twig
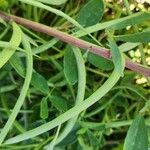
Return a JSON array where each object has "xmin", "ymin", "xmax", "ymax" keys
[{"xmin": 0, "ymin": 11, "xmax": 150, "ymax": 77}]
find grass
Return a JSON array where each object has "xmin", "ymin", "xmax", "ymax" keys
[{"xmin": 0, "ymin": 0, "xmax": 150, "ymax": 149}]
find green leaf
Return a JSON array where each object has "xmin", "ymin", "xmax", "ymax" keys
[
  {"xmin": 35, "ymin": 0, "xmax": 67, "ymax": 5},
  {"xmin": 0, "ymin": 34, "xmax": 33, "ymax": 144},
  {"xmin": 77, "ymin": 0, "xmax": 104, "ymax": 27},
  {"xmin": 78, "ymin": 136, "xmax": 93, "ymax": 150},
  {"xmin": 108, "ymin": 12, "xmax": 150, "ymax": 30},
  {"xmin": 123, "ymin": 116, "xmax": 148, "ymax": 150},
  {"xmin": 40, "ymin": 97, "xmax": 49, "ymax": 119},
  {"xmin": 0, "ymin": 0, "xmax": 8, "ymax": 10},
  {"xmin": 64, "ymin": 47, "xmax": 78, "ymax": 85},
  {"xmin": 79, "ymin": 121, "xmax": 106, "ymax": 131},
  {"xmin": 49, "ymin": 95, "xmax": 67, "ymax": 112},
  {"xmin": 31, "ymin": 72, "xmax": 49, "ymax": 94},
  {"xmin": 9, "ymin": 53, "xmax": 49, "ymax": 94},
  {"xmin": 119, "ymin": 42, "xmax": 140, "ymax": 52},
  {"xmin": 87, "ymin": 52, "xmax": 114, "ymax": 70},
  {"xmin": 57, "ymin": 125, "xmax": 79, "ymax": 146},
  {"xmin": 4, "ymin": 70, "xmax": 120, "ymax": 144},
  {"xmin": 114, "ymin": 31, "xmax": 150, "ymax": 43},
  {"xmin": 9, "ymin": 53, "xmax": 25, "ymax": 77},
  {"xmin": 0, "ymin": 17, "xmax": 6, "ymax": 26},
  {"xmin": 87, "ymin": 130, "xmax": 100, "ymax": 147},
  {"xmin": 0, "ymin": 22, "xmax": 22, "ymax": 69},
  {"xmin": 113, "ymin": 95, "xmax": 129, "ymax": 108},
  {"xmin": 107, "ymin": 31, "xmax": 125, "ymax": 76}
]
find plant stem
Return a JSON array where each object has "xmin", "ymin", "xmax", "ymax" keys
[
  {"xmin": 123, "ymin": 0, "xmax": 150, "ymax": 82},
  {"xmin": 0, "ymin": 11, "xmax": 149, "ymax": 77}
]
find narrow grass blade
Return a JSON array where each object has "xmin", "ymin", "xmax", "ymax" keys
[
  {"xmin": 4, "ymin": 69, "xmax": 121, "ymax": 144},
  {"xmin": 75, "ymin": 12, "xmax": 150, "ymax": 37},
  {"xmin": 35, "ymin": 0, "xmax": 67, "ymax": 5},
  {"xmin": 114, "ymin": 31, "xmax": 150, "ymax": 43},
  {"xmin": 107, "ymin": 31, "xmax": 125, "ymax": 76},
  {"xmin": 0, "ymin": 35, "xmax": 33, "ymax": 144},
  {"xmin": 18, "ymin": 0, "xmax": 102, "ymax": 46},
  {"xmin": 0, "ymin": 22, "xmax": 22, "ymax": 69},
  {"xmin": 54, "ymin": 46, "xmax": 86, "ymax": 145}
]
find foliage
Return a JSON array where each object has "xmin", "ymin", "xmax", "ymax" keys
[{"xmin": 0, "ymin": 0, "xmax": 150, "ymax": 149}]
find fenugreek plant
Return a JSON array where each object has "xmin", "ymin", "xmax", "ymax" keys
[{"xmin": 0, "ymin": 0, "xmax": 150, "ymax": 150}]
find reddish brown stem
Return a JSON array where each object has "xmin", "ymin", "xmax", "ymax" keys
[{"xmin": 0, "ymin": 11, "xmax": 150, "ymax": 77}]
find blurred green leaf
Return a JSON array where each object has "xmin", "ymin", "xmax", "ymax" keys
[
  {"xmin": 107, "ymin": 31, "xmax": 125, "ymax": 76},
  {"xmin": 36, "ymin": 0, "xmax": 67, "ymax": 5},
  {"xmin": 58, "ymin": 125, "xmax": 79, "ymax": 146},
  {"xmin": 113, "ymin": 95, "xmax": 129, "ymax": 108},
  {"xmin": 0, "ymin": 17, "xmax": 6, "ymax": 26},
  {"xmin": 123, "ymin": 116, "xmax": 148, "ymax": 150},
  {"xmin": 49, "ymin": 95, "xmax": 67, "ymax": 112},
  {"xmin": 119, "ymin": 42, "xmax": 140, "ymax": 52},
  {"xmin": 0, "ymin": 0, "xmax": 8, "ymax": 10},
  {"xmin": 9, "ymin": 53, "xmax": 49, "ymax": 94},
  {"xmin": 40, "ymin": 97, "xmax": 49, "ymax": 119},
  {"xmin": 9, "ymin": 53, "xmax": 25, "ymax": 77},
  {"xmin": 31, "ymin": 72, "xmax": 49, "ymax": 94},
  {"xmin": 76, "ymin": 12, "xmax": 150, "ymax": 37},
  {"xmin": 79, "ymin": 121, "xmax": 106, "ymax": 131},
  {"xmin": 77, "ymin": 0, "xmax": 104, "ymax": 27},
  {"xmin": 0, "ymin": 22, "xmax": 22, "ymax": 69},
  {"xmin": 64, "ymin": 47, "xmax": 78, "ymax": 85},
  {"xmin": 108, "ymin": 12, "xmax": 150, "ymax": 30},
  {"xmin": 87, "ymin": 130, "xmax": 100, "ymax": 147},
  {"xmin": 87, "ymin": 52, "xmax": 114, "ymax": 70},
  {"xmin": 78, "ymin": 136, "xmax": 93, "ymax": 150},
  {"xmin": 114, "ymin": 31, "xmax": 150, "ymax": 43}
]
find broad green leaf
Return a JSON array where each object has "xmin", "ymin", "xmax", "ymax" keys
[
  {"xmin": 0, "ymin": 0, "xmax": 8, "ymax": 10},
  {"xmin": 87, "ymin": 52, "xmax": 114, "ymax": 70},
  {"xmin": 72, "ymin": 36, "xmax": 108, "ymax": 74},
  {"xmin": 123, "ymin": 116, "xmax": 148, "ymax": 150},
  {"xmin": 31, "ymin": 72, "xmax": 49, "ymax": 94},
  {"xmin": 49, "ymin": 95, "xmax": 67, "ymax": 112},
  {"xmin": 40, "ymin": 97, "xmax": 49, "ymax": 119},
  {"xmin": 107, "ymin": 31, "xmax": 125, "ymax": 76},
  {"xmin": 35, "ymin": 0, "xmax": 67, "ymax": 5},
  {"xmin": 77, "ymin": 0, "xmax": 104, "ymax": 27},
  {"xmin": 64, "ymin": 47, "xmax": 78, "ymax": 85},
  {"xmin": 114, "ymin": 31, "xmax": 150, "ymax": 43},
  {"xmin": 0, "ymin": 22, "xmax": 22, "ymax": 69}
]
